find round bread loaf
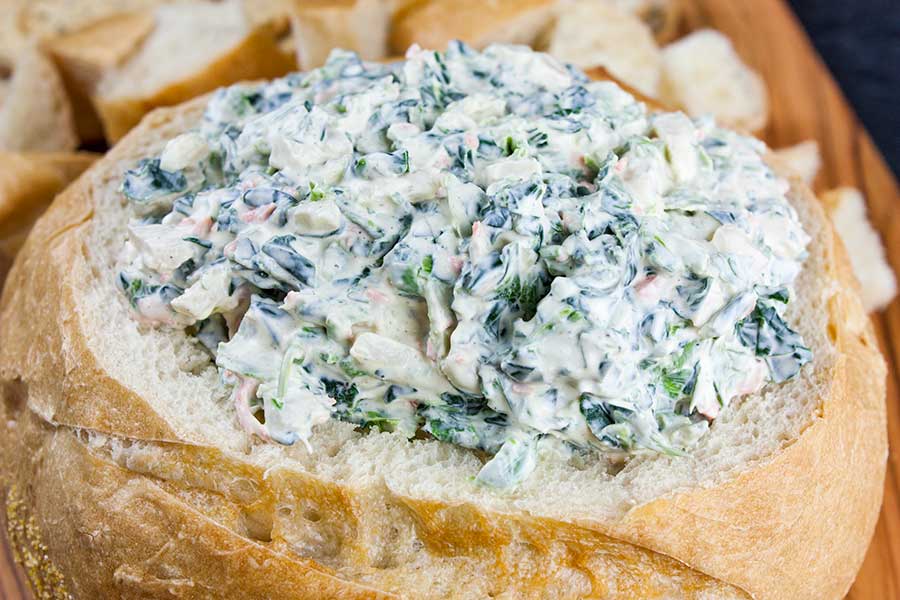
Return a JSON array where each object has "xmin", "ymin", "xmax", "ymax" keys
[{"xmin": 0, "ymin": 71, "xmax": 886, "ymax": 599}]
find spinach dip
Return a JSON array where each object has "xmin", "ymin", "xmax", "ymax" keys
[{"xmin": 117, "ymin": 43, "xmax": 812, "ymax": 487}]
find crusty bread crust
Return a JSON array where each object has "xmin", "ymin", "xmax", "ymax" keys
[{"xmin": 0, "ymin": 92, "xmax": 886, "ymax": 598}]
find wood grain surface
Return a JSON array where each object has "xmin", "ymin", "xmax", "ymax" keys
[{"xmin": 1, "ymin": 0, "xmax": 898, "ymax": 597}]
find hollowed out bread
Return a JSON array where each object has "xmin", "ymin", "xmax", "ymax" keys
[{"xmin": 0, "ymin": 90, "xmax": 887, "ymax": 599}]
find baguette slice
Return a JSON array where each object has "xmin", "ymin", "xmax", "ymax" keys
[
  {"xmin": 290, "ymin": 0, "xmax": 392, "ymax": 69},
  {"xmin": 0, "ymin": 82, "xmax": 886, "ymax": 598},
  {"xmin": 94, "ymin": 0, "xmax": 297, "ymax": 143},
  {"xmin": 0, "ymin": 44, "xmax": 78, "ymax": 152},
  {"xmin": 660, "ymin": 29, "xmax": 768, "ymax": 133},
  {"xmin": 542, "ymin": 0, "xmax": 662, "ymax": 97},
  {"xmin": 390, "ymin": 0, "xmax": 558, "ymax": 54},
  {"xmin": 0, "ymin": 0, "xmax": 176, "ymax": 69},
  {"xmin": 821, "ymin": 187, "xmax": 897, "ymax": 312},
  {"xmin": 0, "ymin": 151, "xmax": 97, "ymax": 286}
]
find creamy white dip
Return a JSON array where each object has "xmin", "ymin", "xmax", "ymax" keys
[{"xmin": 118, "ymin": 43, "xmax": 811, "ymax": 487}]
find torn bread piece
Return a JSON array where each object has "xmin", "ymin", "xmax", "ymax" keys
[
  {"xmin": 94, "ymin": 0, "xmax": 297, "ymax": 143},
  {"xmin": 773, "ymin": 140, "xmax": 821, "ymax": 187},
  {"xmin": 290, "ymin": 0, "xmax": 392, "ymax": 69},
  {"xmin": 542, "ymin": 0, "xmax": 661, "ymax": 97},
  {"xmin": 660, "ymin": 29, "xmax": 768, "ymax": 133},
  {"xmin": 13, "ymin": 0, "xmax": 168, "ymax": 37},
  {"xmin": 821, "ymin": 187, "xmax": 897, "ymax": 312},
  {"xmin": 45, "ymin": 12, "xmax": 156, "ymax": 144},
  {"xmin": 0, "ymin": 151, "xmax": 97, "ymax": 283},
  {"xmin": 390, "ymin": 0, "xmax": 557, "ymax": 54},
  {"xmin": 0, "ymin": 1, "xmax": 28, "ymax": 71},
  {"xmin": 0, "ymin": 0, "xmax": 176, "ymax": 69},
  {"xmin": 238, "ymin": 0, "xmax": 296, "ymax": 57},
  {"xmin": 389, "ymin": 0, "xmax": 679, "ymax": 56},
  {"xmin": 611, "ymin": 0, "xmax": 682, "ymax": 43},
  {"xmin": 0, "ymin": 44, "xmax": 78, "ymax": 152}
]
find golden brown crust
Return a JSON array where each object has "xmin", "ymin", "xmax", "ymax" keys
[
  {"xmin": 0, "ymin": 402, "xmax": 389, "ymax": 599},
  {"xmin": 0, "ymin": 394, "xmax": 747, "ymax": 599},
  {"xmin": 0, "ymin": 102, "xmax": 886, "ymax": 598}
]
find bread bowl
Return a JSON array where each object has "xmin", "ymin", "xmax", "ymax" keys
[{"xmin": 0, "ymin": 43, "xmax": 886, "ymax": 599}]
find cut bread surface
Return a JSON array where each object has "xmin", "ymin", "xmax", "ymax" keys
[
  {"xmin": 45, "ymin": 11, "xmax": 158, "ymax": 143},
  {"xmin": 0, "ymin": 83, "xmax": 886, "ymax": 599}
]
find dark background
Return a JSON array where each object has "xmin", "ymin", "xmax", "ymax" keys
[{"xmin": 789, "ymin": 0, "xmax": 900, "ymax": 176}]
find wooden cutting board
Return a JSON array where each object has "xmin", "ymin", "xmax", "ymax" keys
[{"xmin": 1, "ymin": 0, "xmax": 897, "ymax": 597}]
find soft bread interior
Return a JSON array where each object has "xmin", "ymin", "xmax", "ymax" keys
[{"xmin": 76, "ymin": 92, "xmax": 838, "ymax": 530}]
